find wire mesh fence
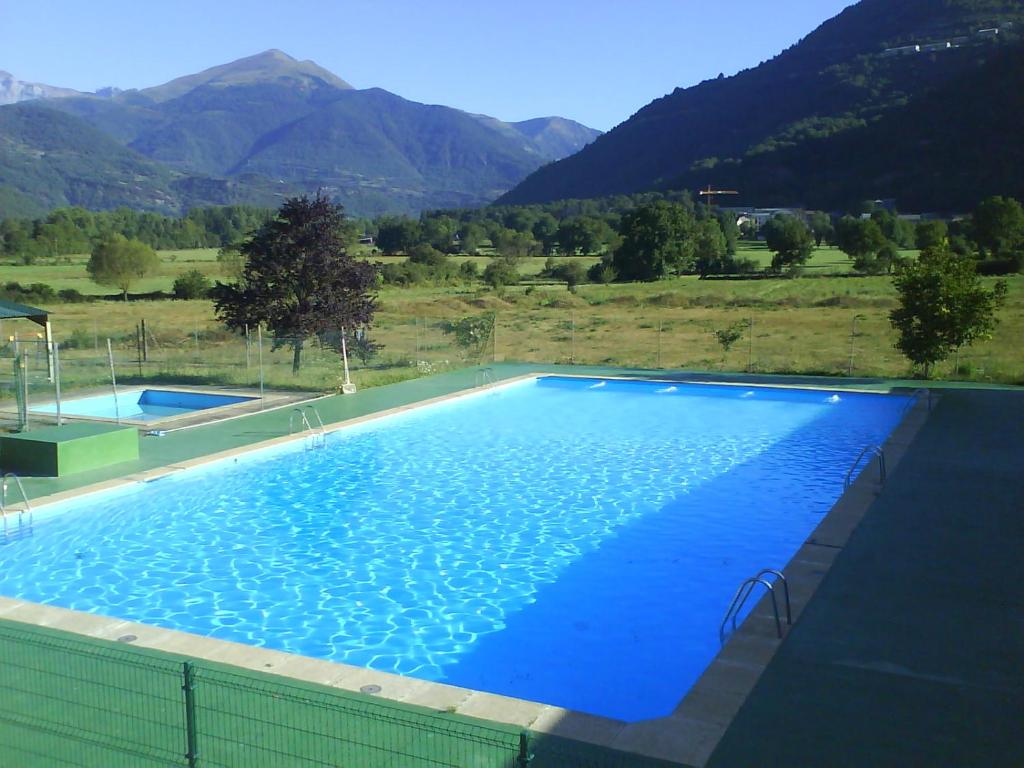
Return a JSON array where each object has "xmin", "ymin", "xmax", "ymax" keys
[
  {"xmin": 0, "ymin": 621, "xmax": 185, "ymax": 768},
  {"xmin": 0, "ymin": 619, "xmax": 682, "ymax": 768},
  {"xmin": 1, "ymin": 302, "xmax": 1015, "ymax": 434}
]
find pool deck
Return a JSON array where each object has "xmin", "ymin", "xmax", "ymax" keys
[{"xmin": 2, "ymin": 364, "xmax": 1022, "ymax": 765}]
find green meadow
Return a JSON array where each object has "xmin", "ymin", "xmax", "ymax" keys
[{"xmin": 2, "ymin": 244, "xmax": 1021, "ymax": 398}]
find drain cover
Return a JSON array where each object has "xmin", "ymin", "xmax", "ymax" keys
[
  {"xmin": 117, "ymin": 635, "xmax": 137, "ymax": 643},
  {"xmin": 359, "ymin": 684, "xmax": 382, "ymax": 694}
]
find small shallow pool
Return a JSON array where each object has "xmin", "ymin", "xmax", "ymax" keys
[
  {"xmin": 33, "ymin": 389, "xmax": 256, "ymax": 422},
  {"xmin": 3, "ymin": 376, "xmax": 911, "ymax": 720}
]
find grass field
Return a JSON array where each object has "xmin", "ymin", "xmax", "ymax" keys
[{"xmin": 2, "ymin": 244, "xmax": 1020, "ymax": 404}]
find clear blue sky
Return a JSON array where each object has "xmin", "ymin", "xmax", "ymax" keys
[{"xmin": 2, "ymin": 0, "xmax": 854, "ymax": 131}]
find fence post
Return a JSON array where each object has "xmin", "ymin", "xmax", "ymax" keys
[
  {"xmin": 106, "ymin": 339, "xmax": 120, "ymax": 424},
  {"xmin": 257, "ymin": 324, "xmax": 265, "ymax": 409},
  {"xmin": 53, "ymin": 342, "xmax": 62, "ymax": 427},
  {"xmin": 747, "ymin": 317, "xmax": 754, "ymax": 373},
  {"xmin": 518, "ymin": 731, "xmax": 532, "ymax": 767},
  {"xmin": 570, "ymin": 311, "xmax": 575, "ymax": 364},
  {"xmin": 657, "ymin": 319, "xmax": 662, "ymax": 369},
  {"xmin": 136, "ymin": 324, "xmax": 143, "ymax": 377},
  {"xmin": 182, "ymin": 661, "xmax": 198, "ymax": 768}
]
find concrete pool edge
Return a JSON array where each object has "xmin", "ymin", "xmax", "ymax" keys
[
  {"xmin": 0, "ymin": 373, "xmax": 933, "ymax": 767},
  {"xmin": 17, "ymin": 383, "xmax": 312, "ymax": 430}
]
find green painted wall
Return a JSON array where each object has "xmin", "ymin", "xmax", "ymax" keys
[{"xmin": 0, "ymin": 424, "xmax": 138, "ymax": 477}]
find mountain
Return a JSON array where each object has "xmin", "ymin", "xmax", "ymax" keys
[
  {"xmin": 0, "ymin": 71, "xmax": 84, "ymax": 106},
  {"xmin": 137, "ymin": 49, "xmax": 353, "ymax": 102},
  {"xmin": 0, "ymin": 50, "xmax": 600, "ymax": 218},
  {"xmin": 499, "ymin": 0, "xmax": 1024, "ymax": 211},
  {"xmin": 0, "ymin": 102, "xmax": 299, "ymax": 218}
]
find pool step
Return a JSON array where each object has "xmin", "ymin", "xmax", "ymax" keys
[{"xmin": 0, "ymin": 473, "xmax": 33, "ymax": 542}]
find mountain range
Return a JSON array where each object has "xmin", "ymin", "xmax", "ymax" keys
[
  {"xmin": 0, "ymin": 50, "xmax": 600, "ymax": 218},
  {"xmin": 501, "ymin": 0, "xmax": 1024, "ymax": 212}
]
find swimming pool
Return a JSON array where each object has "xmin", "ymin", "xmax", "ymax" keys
[
  {"xmin": 0, "ymin": 376, "xmax": 911, "ymax": 721},
  {"xmin": 33, "ymin": 388, "xmax": 257, "ymax": 422}
]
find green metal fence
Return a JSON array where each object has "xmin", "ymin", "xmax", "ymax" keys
[{"xmin": 0, "ymin": 619, "xmax": 683, "ymax": 768}]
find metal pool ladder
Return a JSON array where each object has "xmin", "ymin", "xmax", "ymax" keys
[
  {"xmin": 720, "ymin": 568, "xmax": 791, "ymax": 644},
  {"xmin": 475, "ymin": 367, "xmax": 495, "ymax": 387},
  {"xmin": 1, "ymin": 473, "xmax": 33, "ymax": 541},
  {"xmin": 844, "ymin": 445, "xmax": 886, "ymax": 490},
  {"xmin": 289, "ymin": 406, "xmax": 326, "ymax": 450}
]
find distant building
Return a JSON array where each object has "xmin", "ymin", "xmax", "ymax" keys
[
  {"xmin": 881, "ymin": 44, "xmax": 921, "ymax": 57},
  {"xmin": 976, "ymin": 28, "xmax": 1000, "ymax": 38},
  {"xmin": 723, "ymin": 207, "xmax": 807, "ymax": 229},
  {"xmin": 921, "ymin": 42, "xmax": 952, "ymax": 53}
]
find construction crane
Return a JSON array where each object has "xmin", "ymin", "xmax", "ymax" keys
[{"xmin": 698, "ymin": 185, "xmax": 739, "ymax": 209}]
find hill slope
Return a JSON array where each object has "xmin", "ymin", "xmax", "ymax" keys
[{"xmin": 500, "ymin": 0, "xmax": 1024, "ymax": 210}]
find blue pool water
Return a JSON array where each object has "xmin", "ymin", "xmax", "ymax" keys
[
  {"xmin": 34, "ymin": 389, "xmax": 256, "ymax": 421},
  {"xmin": 0, "ymin": 377, "xmax": 910, "ymax": 720}
]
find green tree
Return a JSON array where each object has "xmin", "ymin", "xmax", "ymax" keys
[
  {"xmin": 211, "ymin": 193, "xmax": 378, "ymax": 373},
  {"xmin": 483, "ymin": 256, "xmax": 521, "ymax": 291},
  {"xmin": 763, "ymin": 215, "xmax": 813, "ymax": 274},
  {"xmin": 86, "ymin": 235, "xmax": 160, "ymax": 301},
  {"xmin": 713, "ymin": 210, "xmax": 739, "ymax": 255},
  {"xmin": 531, "ymin": 213, "xmax": 560, "ymax": 256},
  {"xmin": 915, "ymin": 220, "xmax": 948, "ymax": 250},
  {"xmin": 870, "ymin": 209, "xmax": 915, "ymax": 249},
  {"xmin": 807, "ymin": 211, "xmax": 834, "ymax": 247},
  {"xmin": 407, "ymin": 243, "xmax": 448, "ymax": 268},
  {"xmin": 459, "ymin": 222, "xmax": 486, "ymax": 255},
  {"xmin": 612, "ymin": 201, "xmax": 696, "ymax": 281},
  {"xmin": 693, "ymin": 219, "xmax": 729, "ymax": 278},
  {"xmin": 172, "ymin": 269, "xmax": 212, "ymax": 300},
  {"xmin": 835, "ymin": 216, "xmax": 888, "ymax": 272},
  {"xmin": 890, "ymin": 246, "xmax": 1007, "ymax": 377},
  {"xmin": 972, "ymin": 196, "xmax": 1024, "ymax": 259},
  {"xmin": 421, "ymin": 216, "xmax": 458, "ymax": 253},
  {"xmin": 550, "ymin": 260, "xmax": 588, "ymax": 291},
  {"xmin": 376, "ymin": 217, "xmax": 421, "ymax": 255},
  {"xmin": 492, "ymin": 228, "xmax": 540, "ymax": 259}
]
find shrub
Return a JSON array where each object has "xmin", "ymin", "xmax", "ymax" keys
[
  {"xmin": 407, "ymin": 244, "xmax": 449, "ymax": 268},
  {"xmin": 57, "ymin": 288, "xmax": 90, "ymax": 303},
  {"xmin": 483, "ymin": 258, "xmax": 520, "ymax": 290},
  {"xmin": 458, "ymin": 261, "xmax": 479, "ymax": 281},
  {"xmin": 173, "ymin": 269, "xmax": 212, "ymax": 299},
  {"xmin": 587, "ymin": 257, "xmax": 617, "ymax": 284},
  {"xmin": 975, "ymin": 256, "xmax": 1022, "ymax": 276}
]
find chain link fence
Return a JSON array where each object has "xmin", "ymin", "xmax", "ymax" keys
[
  {"xmin": 0, "ymin": 619, "xmax": 678, "ymax": 768},
  {"xmin": 1, "ymin": 302, "xmax": 1016, "ymax": 433}
]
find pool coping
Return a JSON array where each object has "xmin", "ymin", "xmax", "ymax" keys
[{"xmin": 0, "ymin": 373, "xmax": 934, "ymax": 767}]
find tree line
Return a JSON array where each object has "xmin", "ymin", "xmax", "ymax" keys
[{"xmin": 0, "ymin": 205, "xmax": 272, "ymax": 263}]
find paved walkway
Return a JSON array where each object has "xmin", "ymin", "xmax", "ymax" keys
[
  {"xmin": 707, "ymin": 388, "xmax": 1024, "ymax": 767},
  {"xmin": 9, "ymin": 365, "xmax": 1023, "ymax": 765}
]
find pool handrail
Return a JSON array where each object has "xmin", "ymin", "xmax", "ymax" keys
[
  {"xmin": 719, "ymin": 568, "xmax": 791, "ymax": 644},
  {"xmin": 844, "ymin": 445, "xmax": 886, "ymax": 490},
  {"xmin": 289, "ymin": 407, "xmax": 325, "ymax": 450},
  {"xmin": 1, "ymin": 472, "xmax": 33, "ymax": 538},
  {"xmin": 304, "ymin": 405, "xmax": 327, "ymax": 448}
]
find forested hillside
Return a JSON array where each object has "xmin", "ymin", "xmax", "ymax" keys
[{"xmin": 500, "ymin": 0, "xmax": 1024, "ymax": 211}]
